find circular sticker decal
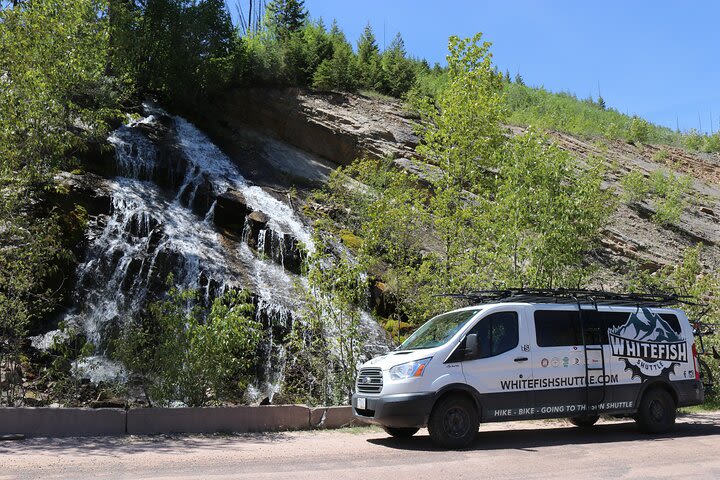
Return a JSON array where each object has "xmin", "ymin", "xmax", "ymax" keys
[{"xmin": 541, "ymin": 358, "xmax": 549, "ymax": 368}]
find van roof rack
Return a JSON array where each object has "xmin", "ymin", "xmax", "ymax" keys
[{"xmin": 439, "ymin": 288, "xmax": 696, "ymax": 307}]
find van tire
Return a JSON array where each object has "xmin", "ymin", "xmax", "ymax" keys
[
  {"xmin": 383, "ymin": 427, "xmax": 419, "ymax": 438},
  {"xmin": 635, "ymin": 388, "xmax": 676, "ymax": 433},
  {"xmin": 428, "ymin": 394, "xmax": 479, "ymax": 449},
  {"xmin": 569, "ymin": 415, "xmax": 599, "ymax": 428}
]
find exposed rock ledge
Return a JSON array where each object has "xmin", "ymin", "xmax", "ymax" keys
[{"xmin": 192, "ymin": 87, "xmax": 419, "ymax": 167}]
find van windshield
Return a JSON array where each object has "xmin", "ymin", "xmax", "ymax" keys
[{"xmin": 398, "ymin": 309, "xmax": 479, "ymax": 350}]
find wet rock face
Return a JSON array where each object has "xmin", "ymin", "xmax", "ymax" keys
[
  {"xmin": 54, "ymin": 172, "xmax": 112, "ymax": 217},
  {"xmin": 213, "ymin": 189, "xmax": 251, "ymax": 235}
]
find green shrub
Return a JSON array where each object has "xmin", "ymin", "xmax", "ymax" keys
[
  {"xmin": 115, "ymin": 286, "xmax": 262, "ymax": 407},
  {"xmin": 628, "ymin": 116, "xmax": 651, "ymax": 144},
  {"xmin": 621, "ymin": 168, "xmax": 691, "ymax": 225},
  {"xmin": 683, "ymin": 129, "xmax": 705, "ymax": 151},
  {"xmin": 621, "ymin": 169, "xmax": 651, "ymax": 203},
  {"xmin": 703, "ymin": 132, "xmax": 720, "ymax": 153},
  {"xmin": 650, "ymin": 169, "xmax": 692, "ymax": 225}
]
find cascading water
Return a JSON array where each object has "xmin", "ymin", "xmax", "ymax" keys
[{"xmin": 45, "ymin": 104, "xmax": 389, "ymax": 400}]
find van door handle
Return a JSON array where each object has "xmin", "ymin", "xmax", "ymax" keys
[{"xmin": 514, "ymin": 357, "xmax": 528, "ymax": 362}]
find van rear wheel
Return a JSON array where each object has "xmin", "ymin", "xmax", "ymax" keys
[
  {"xmin": 635, "ymin": 388, "xmax": 676, "ymax": 433},
  {"xmin": 428, "ymin": 394, "xmax": 479, "ymax": 449},
  {"xmin": 569, "ymin": 415, "xmax": 599, "ymax": 428},
  {"xmin": 383, "ymin": 427, "xmax": 419, "ymax": 438}
]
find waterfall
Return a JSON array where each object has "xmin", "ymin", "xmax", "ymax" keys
[{"xmin": 46, "ymin": 104, "xmax": 389, "ymax": 399}]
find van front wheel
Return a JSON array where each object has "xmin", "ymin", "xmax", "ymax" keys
[
  {"xmin": 428, "ymin": 394, "xmax": 479, "ymax": 449},
  {"xmin": 383, "ymin": 427, "xmax": 419, "ymax": 438},
  {"xmin": 635, "ymin": 388, "xmax": 676, "ymax": 433}
]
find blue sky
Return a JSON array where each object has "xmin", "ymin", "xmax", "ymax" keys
[{"xmin": 298, "ymin": 0, "xmax": 720, "ymax": 134}]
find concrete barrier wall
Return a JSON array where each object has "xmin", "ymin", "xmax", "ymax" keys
[
  {"xmin": 0, "ymin": 407, "xmax": 126, "ymax": 437},
  {"xmin": 0, "ymin": 405, "xmax": 358, "ymax": 438},
  {"xmin": 310, "ymin": 406, "xmax": 359, "ymax": 429},
  {"xmin": 127, "ymin": 405, "xmax": 311, "ymax": 435}
]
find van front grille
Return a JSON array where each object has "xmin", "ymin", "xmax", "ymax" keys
[{"xmin": 357, "ymin": 367, "xmax": 383, "ymax": 394}]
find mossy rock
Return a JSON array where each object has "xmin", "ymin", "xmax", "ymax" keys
[
  {"xmin": 383, "ymin": 318, "xmax": 412, "ymax": 333},
  {"xmin": 339, "ymin": 229, "xmax": 363, "ymax": 250}
]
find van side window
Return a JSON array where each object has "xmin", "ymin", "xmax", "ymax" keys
[
  {"xmin": 466, "ymin": 311, "xmax": 519, "ymax": 358},
  {"xmin": 534, "ymin": 310, "xmax": 680, "ymax": 346},
  {"xmin": 535, "ymin": 310, "xmax": 579, "ymax": 347}
]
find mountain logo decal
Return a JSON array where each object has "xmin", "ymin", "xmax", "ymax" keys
[{"xmin": 608, "ymin": 308, "xmax": 686, "ymax": 379}]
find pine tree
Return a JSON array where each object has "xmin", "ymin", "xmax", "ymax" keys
[
  {"xmin": 313, "ymin": 28, "xmax": 358, "ymax": 92},
  {"xmin": 266, "ymin": 0, "xmax": 307, "ymax": 37},
  {"xmin": 514, "ymin": 72, "xmax": 525, "ymax": 86},
  {"xmin": 356, "ymin": 23, "xmax": 382, "ymax": 90},
  {"xmin": 505, "ymin": 69, "xmax": 512, "ymax": 83},
  {"xmin": 597, "ymin": 95, "xmax": 606, "ymax": 110},
  {"xmin": 380, "ymin": 33, "xmax": 415, "ymax": 97}
]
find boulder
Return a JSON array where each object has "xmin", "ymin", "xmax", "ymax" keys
[
  {"xmin": 245, "ymin": 211, "xmax": 269, "ymax": 249},
  {"xmin": 54, "ymin": 172, "xmax": 112, "ymax": 216},
  {"xmin": 213, "ymin": 189, "xmax": 251, "ymax": 235}
]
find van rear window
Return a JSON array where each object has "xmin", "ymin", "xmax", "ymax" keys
[{"xmin": 534, "ymin": 310, "xmax": 683, "ymax": 347}]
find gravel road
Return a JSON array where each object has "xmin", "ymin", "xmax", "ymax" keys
[{"xmin": 2, "ymin": 412, "xmax": 719, "ymax": 479}]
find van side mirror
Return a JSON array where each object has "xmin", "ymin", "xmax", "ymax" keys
[{"xmin": 465, "ymin": 333, "xmax": 479, "ymax": 358}]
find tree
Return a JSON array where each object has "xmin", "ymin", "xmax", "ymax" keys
[
  {"xmin": 514, "ymin": 72, "xmax": 525, "ymax": 85},
  {"xmin": 597, "ymin": 95, "xmax": 606, "ymax": 110},
  {"xmin": 322, "ymin": 34, "xmax": 611, "ymax": 325},
  {"xmin": 505, "ymin": 69, "xmax": 512, "ymax": 83},
  {"xmin": 115, "ymin": 287, "xmax": 263, "ymax": 406},
  {"xmin": 266, "ymin": 0, "xmax": 307, "ymax": 38},
  {"xmin": 0, "ymin": 0, "xmax": 117, "ymax": 406},
  {"xmin": 380, "ymin": 33, "xmax": 415, "ymax": 97},
  {"xmin": 416, "ymin": 34, "xmax": 507, "ymax": 190},
  {"xmin": 356, "ymin": 23, "xmax": 383, "ymax": 90},
  {"xmin": 312, "ymin": 28, "xmax": 358, "ymax": 92}
]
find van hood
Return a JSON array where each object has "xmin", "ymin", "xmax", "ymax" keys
[{"xmin": 362, "ymin": 346, "xmax": 446, "ymax": 370}]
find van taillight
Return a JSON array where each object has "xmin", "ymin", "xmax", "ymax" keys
[{"xmin": 692, "ymin": 343, "xmax": 700, "ymax": 380}]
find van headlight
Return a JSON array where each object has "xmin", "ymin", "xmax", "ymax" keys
[{"xmin": 389, "ymin": 358, "xmax": 432, "ymax": 380}]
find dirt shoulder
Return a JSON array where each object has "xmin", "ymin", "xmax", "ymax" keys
[{"xmin": 2, "ymin": 412, "xmax": 719, "ymax": 479}]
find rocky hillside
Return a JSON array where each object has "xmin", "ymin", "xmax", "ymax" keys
[{"xmin": 191, "ymin": 87, "xmax": 720, "ymax": 286}]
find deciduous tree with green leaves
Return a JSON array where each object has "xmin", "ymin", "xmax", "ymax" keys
[{"xmin": 115, "ymin": 286, "xmax": 263, "ymax": 407}]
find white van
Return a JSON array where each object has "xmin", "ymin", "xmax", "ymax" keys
[{"xmin": 352, "ymin": 291, "xmax": 705, "ymax": 448}]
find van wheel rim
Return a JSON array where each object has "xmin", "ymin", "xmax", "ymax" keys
[
  {"xmin": 443, "ymin": 407, "xmax": 470, "ymax": 438},
  {"xmin": 649, "ymin": 399, "xmax": 664, "ymax": 421}
]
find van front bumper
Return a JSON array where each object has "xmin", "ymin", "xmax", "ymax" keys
[{"xmin": 352, "ymin": 392, "xmax": 435, "ymax": 428}]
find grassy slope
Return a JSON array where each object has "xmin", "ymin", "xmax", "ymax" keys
[{"xmin": 505, "ymin": 83, "xmax": 682, "ymax": 145}]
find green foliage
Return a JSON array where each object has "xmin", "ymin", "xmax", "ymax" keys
[
  {"xmin": 114, "ymin": 286, "xmax": 262, "ymax": 406},
  {"xmin": 621, "ymin": 169, "xmax": 651, "ymax": 204},
  {"xmin": 505, "ymin": 83, "xmax": 681, "ymax": 144},
  {"xmin": 682, "ymin": 129, "xmax": 720, "ymax": 153},
  {"xmin": 625, "ymin": 245, "xmax": 720, "ymax": 401},
  {"xmin": 378, "ymin": 33, "xmax": 416, "ymax": 97},
  {"xmin": 318, "ymin": 35, "xmax": 612, "ymax": 326},
  {"xmin": 621, "ymin": 168, "xmax": 692, "ymax": 225},
  {"xmin": 415, "ymin": 34, "xmax": 506, "ymax": 188},
  {"xmin": 0, "ymin": 0, "xmax": 118, "ymax": 406},
  {"xmin": 356, "ymin": 23, "xmax": 383, "ymax": 91},
  {"xmin": 109, "ymin": 0, "xmax": 239, "ymax": 102},
  {"xmin": 597, "ymin": 95, "xmax": 606, "ymax": 110},
  {"xmin": 283, "ymin": 245, "xmax": 364, "ymax": 405},
  {"xmin": 312, "ymin": 31, "xmax": 358, "ymax": 92},
  {"xmin": 628, "ymin": 115, "xmax": 651, "ymax": 144},
  {"xmin": 265, "ymin": 0, "xmax": 307, "ymax": 37},
  {"xmin": 1, "ymin": 0, "xmax": 120, "ymax": 174}
]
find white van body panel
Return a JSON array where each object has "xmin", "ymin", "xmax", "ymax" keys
[{"xmin": 353, "ymin": 302, "xmax": 704, "ymax": 428}]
